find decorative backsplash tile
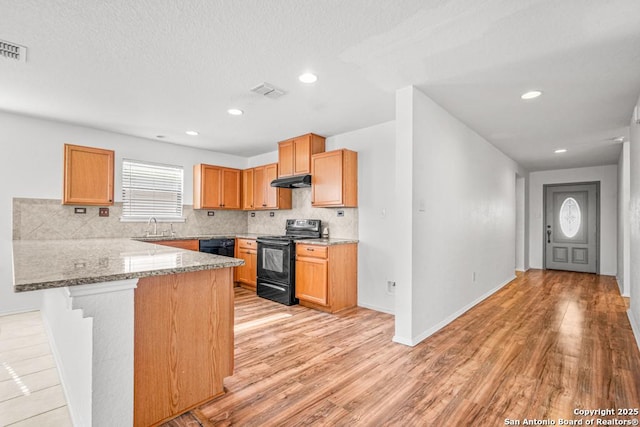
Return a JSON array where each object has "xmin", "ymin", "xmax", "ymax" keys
[
  {"xmin": 246, "ymin": 188, "xmax": 358, "ymax": 239},
  {"xmin": 13, "ymin": 198, "xmax": 248, "ymax": 240},
  {"xmin": 13, "ymin": 192, "xmax": 358, "ymax": 240}
]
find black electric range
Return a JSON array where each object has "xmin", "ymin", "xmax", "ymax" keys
[{"xmin": 256, "ymin": 219, "xmax": 321, "ymax": 305}]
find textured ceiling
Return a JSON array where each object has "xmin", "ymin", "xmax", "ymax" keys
[{"xmin": 1, "ymin": 0, "xmax": 639, "ymax": 170}]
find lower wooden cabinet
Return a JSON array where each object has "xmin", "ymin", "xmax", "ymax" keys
[
  {"xmin": 295, "ymin": 243, "xmax": 357, "ymax": 313},
  {"xmin": 235, "ymin": 238, "xmax": 257, "ymax": 291},
  {"xmin": 152, "ymin": 239, "xmax": 199, "ymax": 251}
]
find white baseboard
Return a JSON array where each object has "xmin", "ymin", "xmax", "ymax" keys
[
  {"xmin": 358, "ymin": 302, "xmax": 394, "ymax": 315},
  {"xmin": 628, "ymin": 309, "xmax": 640, "ymax": 352},
  {"xmin": 402, "ymin": 275, "xmax": 516, "ymax": 347}
]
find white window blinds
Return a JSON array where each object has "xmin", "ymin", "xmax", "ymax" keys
[{"xmin": 122, "ymin": 159, "xmax": 184, "ymax": 220}]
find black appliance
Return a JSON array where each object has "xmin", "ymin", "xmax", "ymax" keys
[
  {"xmin": 199, "ymin": 238, "xmax": 235, "ymax": 257},
  {"xmin": 257, "ymin": 219, "xmax": 321, "ymax": 305},
  {"xmin": 270, "ymin": 174, "xmax": 312, "ymax": 188}
]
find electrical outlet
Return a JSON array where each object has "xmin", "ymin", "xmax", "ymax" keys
[
  {"xmin": 74, "ymin": 207, "xmax": 86, "ymax": 214},
  {"xmin": 270, "ymin": 212, "xmax": 275, "ymax": 217},
  {"xmin": 99, "ymin": 207, "xmax": 109, "ymax": 217},
  {"xmin": 207, "ymin": 211, "xmax": 215, "ymax": 216},
  {"xmin": 387, "ymin": 281, "xmax": 396, "ymax": 294},
  {"xmin": 251, "ymin": 212, "xmax": 255, "ymax": 217},
  {"xmin": 337, "ymin": 210, "xmax": 344, "ymax": 217}
]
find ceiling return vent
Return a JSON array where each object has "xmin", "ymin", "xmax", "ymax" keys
[
  {"xmin": 0, "ymin": 39, "xmax": 27, "ymax": 62},
  {"xmin": 250, "ymin": 82, "xmax": 285, "ymax": 99}
]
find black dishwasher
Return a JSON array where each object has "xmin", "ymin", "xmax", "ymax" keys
[{"xmin": 199, "ymin": 238, "xmax": 235, "ymax": 257}]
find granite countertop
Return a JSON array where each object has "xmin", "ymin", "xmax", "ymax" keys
[
  {"xmin": 295, "ymin": 238, "xmax": 359, "ymax": 246},
  {"xmin": 13, "ymin": 238, "xmax": 244, "ymax": 293},
  {"xmin": 137, "ymin": 233, "xmax": 268, "ymax": 242}
]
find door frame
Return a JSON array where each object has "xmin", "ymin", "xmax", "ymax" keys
[{"xmin": 542, "ymin": 181, "xmax": 600, "ymax": 273}]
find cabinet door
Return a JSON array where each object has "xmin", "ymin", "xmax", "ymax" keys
[
  {"xmin": 311, "ymin": 151, "xmax": 343, "ymax": 206},
  {"xmin": 253, "ymin": 166, "xmax": 266, "ymax": 209},
  {"xmin": 263, "ymin": 163, "xmax": 279, "ymax": 208},
  {"xmin": 295, "ymin": 257, "xmax": 328, "ymax": 305},
  {"xmin": 278, "ymin": 140, "xmax": 294, "ymax": 178},
  {"xmin": 200, "ymin": 165, "xmax": 222, "ymax": 208},
  {"xmin": 242, "ymin": 169, "xmax": 254, "ymax": 210},
  {"xmin": 63, "ymin": 144, "xmax": 114, "ymax": 205},
  {"xmin": 235, "ymin": 248, "xmax": 257, "ymax": 288},
  {"xmin": 154, "ymin": 240, "xmax": 199, "ymax": 251},
  {"xmin": 293, "ymin": 136, "xmax": 310, "ymax": 176},
  {"xmin": 221, "ymin": 168, "xmax": 241, "ymax": 209}
]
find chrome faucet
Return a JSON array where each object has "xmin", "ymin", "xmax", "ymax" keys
[{"xmin": 147, "ymin": 217, "xmax": 158, "ymax": 236}]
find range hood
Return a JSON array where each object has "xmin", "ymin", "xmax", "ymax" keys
[{"xmin": 270, "ymin": 174, "xmax": 312, "ymax": 188}]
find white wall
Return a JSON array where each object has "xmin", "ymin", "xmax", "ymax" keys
[
  {"xmin": 326, "ymin": 121, "xmax": 396, "ymax": 314},
  {"xmin": 516, "ymin": 175, "xmax": 527, "ymax": 271},
  {"xmin": 628, "ymin": 99, "xmax": 640, "ymax": 348},
  {"xmin": 0, "ymin": 111, "xmax": 248, "ymax": 314},
  {"xmin": 528, "ymin": 165, "xmax": 618, "ymax": 276},
  {"xmin": 394, "ymin": 86, "xmax": 524, "ymax": 345},
  {"xmin": 618, "ymin": 142, "xmax": 631, "ymax": 296}
]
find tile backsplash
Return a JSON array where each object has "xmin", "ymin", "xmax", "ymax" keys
[
  {"xmin": 247, "ymin": 188, "xmax": 358, "ymax": 239},
  {"xmin": 13, "ymin": 192, "xmax": 358, "ymax": 241},
  {"xmin": 12, "ymin": 198, "xmax": 247, "ymax": 240}
]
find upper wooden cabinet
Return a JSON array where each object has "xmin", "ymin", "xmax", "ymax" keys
[
  {"xmin": 247, "ymin": 163, "xmax": 291, "ymax": 210},
  {"xmin": 193, "ymin": 164, "xmax": 241, "ymax": 209},
  {"xmin": 278, "ymin": 133, "xmax": 325, "ymax": 178},
  {"xmin": 241, "ymin": 168, "xmax": 255, "ymax": 210},
  {"xmin": 311, "ymin": 149, "xmax": 358, "ymax": 207},
  {"xmin": 63, "ymin": 144, "xmax": 114, "ymax": 206}
]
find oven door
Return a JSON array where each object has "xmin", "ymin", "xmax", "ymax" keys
[{"xmin": 257, "ymin": 240, "xmax": 292, "ymax": 284}]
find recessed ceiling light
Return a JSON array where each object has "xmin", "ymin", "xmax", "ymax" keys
[
  {"xmin": 298, "ymin": 73, "xmax": 318, "ymax": 84},
  {"xmin": 554, "ymin": 149, "xmax": 567, "ymax": 154},
  {"xmin": 227, "ymin": 108, "xmax": 244, "ymax": 116},
  {"xmin": 521, "ymin": 90, "xmax": 542, "ymax": 100},
  {"xmin": 185, "ymin": 130, "xmax": 199, "ymax": 136}
]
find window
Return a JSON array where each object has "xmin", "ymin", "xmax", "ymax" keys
[
  {"xmin": 559, "ymin": 196, "xmax": 581, "ymax": 238},
  {"xmin": 121, "ymin": 159, "xmax": 184, "ymax": 221}
]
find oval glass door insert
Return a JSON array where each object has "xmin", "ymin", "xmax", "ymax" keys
[{"xmin": 559, "ymin": 197, "xmax": 581, "ymax": 238}]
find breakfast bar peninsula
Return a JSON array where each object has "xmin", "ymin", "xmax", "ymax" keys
[{"xmin": 12, "ymin": 238, "xmax": 243, "ymax": 427}]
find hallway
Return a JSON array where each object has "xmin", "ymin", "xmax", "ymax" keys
[{"xmin": 167, "ymin": 270, "xmax": 640, "ymax": 426}]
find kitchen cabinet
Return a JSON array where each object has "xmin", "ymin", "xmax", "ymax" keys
[
  {"xmin": 235, "ymin": 238, "xmax": 257, "ymax": 290},
  {"xmin": 193, "ymin": 164, "xmax": 241, "ymax": 209},
  {"xmin": 153, "ymin": 239, "xmax": 199, "ymax": 251},
  {"xmin": 311, "ymin": 149, "xmax": 358, "ymax": 207},
  {"xmin": 295, "ymin": 243, "xmax": 357, "ymax": 313},
  {"xmin": 63, "ymin": 143, "xmax": 114, "ymax": 206},
  {"xmin": 250, "ymin": 163, "xmax": 292, "ymax": 210},
  {"xmin": 278, "ymin": 133, "xmax": 325, "ymax": 177},
  {"xmin": 242, "ymin": 168, "xmax": 254, "ymax": 210}
]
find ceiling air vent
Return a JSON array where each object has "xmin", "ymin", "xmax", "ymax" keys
[
  {"xmin": 0, "ymin": 39, "xmax": 27, "ymax": 62},
  {"xmin": 250, "ymin": 82, "xmax": 285, "ymax": 99}
]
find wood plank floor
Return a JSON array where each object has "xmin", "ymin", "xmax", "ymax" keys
[{"xmin": 162, "ymin": 270, "xmax": 640, "ymax": 427}]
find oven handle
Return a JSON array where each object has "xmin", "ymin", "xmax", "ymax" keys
[
  {"xmin": 259, "ymin": 282, "xmax": 286, "ymax": 292},
  {"xmin": 257, "ymin": 240, "xmax": 291, "ymax": 247}
]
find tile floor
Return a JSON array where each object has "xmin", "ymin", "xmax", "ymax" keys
[{"xmin": 0, "ymin": 311, "xmax": 72, "ymax": 426}]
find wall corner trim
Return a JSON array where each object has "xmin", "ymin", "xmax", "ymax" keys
[{"xmin": 627, "ymin": 309, "xmax": 640, "ymax": 352}]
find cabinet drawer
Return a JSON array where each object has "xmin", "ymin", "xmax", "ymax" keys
[
  {"xmin": 296, "ymin": 244, "xmax": 327, "ymax": 259},
  {"xmin": 237, "ymin": 238, "xmax": 256, "ymax": 249},
  {"xmin": 154, "ymin": 239, "xmax": 199, "ymax": 251}
]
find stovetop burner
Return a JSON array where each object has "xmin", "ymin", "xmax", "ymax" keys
[{"xmin": 257, "ymin": 219, "xmax": 322, "ymax": 243}]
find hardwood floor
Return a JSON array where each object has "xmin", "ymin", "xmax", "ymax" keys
[{"xmin": 162, "ymin": 270, "xmax": 640, "ymax": 427}]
